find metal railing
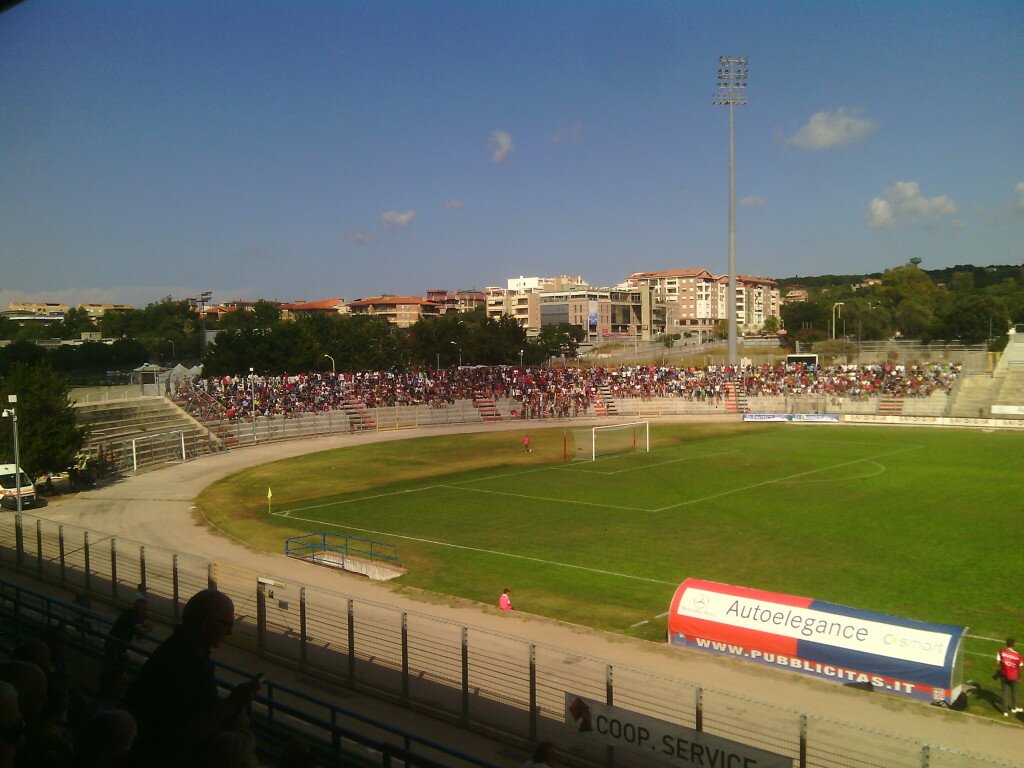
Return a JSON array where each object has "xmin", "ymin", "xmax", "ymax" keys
[
  {"xmin": 0, "ymin": 512, "xmax": 1015, "ymax": 768},
  {"xmin": 0, "ymin": 575, "xmax": 499, "ymax": 768},
  {"xmin": 285, "ymin": 532, "xmax": 399, "ymax": 565}
]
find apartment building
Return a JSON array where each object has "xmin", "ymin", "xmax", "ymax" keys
[
  {"xmin": 627, "ymin": 268, "xmax": 780, "ymax": 335},
  {"xmin": 279, "ymin": 299, "xmax": 348, "ymax": 320},
  {"xmin": 424, "ymin": 289, "xmax": 486, "ymax": 315},
  {"xmin": 346, "ymin": 295, "xmax": 439, "ymax": 328}
]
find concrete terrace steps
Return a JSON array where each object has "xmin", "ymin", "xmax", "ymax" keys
[
  {"xmin": 340, "ymin": 399, "xmax": 376, "ymax": 430},
  {"xmin": 877, "ymin": 397, "xmax": 905, "ymax": 415},
  {"xmin": 949, "ymin": 374, "xmax": 1001, "ymax": 418},
  {"xmin": 724, "ymin": 383, "xmax": 748, "ymax": 414},
  {"xmin": 595, "ymin": 385, "xmax": 618, "ymax": 416},
  {"xmin": 471, "ymin": 392, "xmax": 503, "ymax": 421},
  {"xmin": 75, "ymin": 396, "xmax": 223, "ymax": 471}
]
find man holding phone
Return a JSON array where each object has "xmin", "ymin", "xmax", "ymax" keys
[{"xmin": 126, "ymin": 589, "xmax": 263, "ymax": 765}]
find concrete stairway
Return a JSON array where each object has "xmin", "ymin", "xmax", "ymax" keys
[{"xmin": 76, "ymin": 397, "xmax": 222, "ymax": 472}]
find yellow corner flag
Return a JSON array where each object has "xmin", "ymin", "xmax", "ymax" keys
[{"xmin": 267, "ymin": 487, "xmax": 273, "ymax": 499}]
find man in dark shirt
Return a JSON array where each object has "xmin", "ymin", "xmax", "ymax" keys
[
  {"xmin": 124, "ymin": 589, "xmax": 261, "ymax": 765},
  {"xmin": 104, "ymin": 598, "xmax": 150, "ymax": 666}
]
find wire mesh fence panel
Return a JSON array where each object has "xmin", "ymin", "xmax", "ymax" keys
[
  {"xmin": 404, "ymin": 616, "xmax": 464, "ymax": 714},
  {"xmin": 112, "ymin": 543, "xmax": 145, "ymax": 603},
  {"xmin": 694, "ymin": 687, "xmax": 802, "ymax": 764},
  {"xmin": 804, "ymin": 716, "xmax": 923, "ymax": 768},
  {"xmin": 534, "ymin": 645, "xmax": 608, "ymax": 727},
  {"xmin": 462, "ymin": 629, "xmax": 531, "ymax": 735},
  {"xmin": 139, "ymin": 552, "xmax": 183, "ymax": 621},
  {"xmin": 929, "ymin": 745, "xmax": 1021, "ymax": 768},
  {"xmin": 350, "ymin": 608, "xmax": 404, "ymax": 694},
  {"xmin": 609, "ymin": 665, "xmax": 700, "ymax": 730}
]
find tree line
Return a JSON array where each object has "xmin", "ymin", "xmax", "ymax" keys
[{"xmin": 779, "ymin": 263, "xmax": 1023, "ymax": 347}]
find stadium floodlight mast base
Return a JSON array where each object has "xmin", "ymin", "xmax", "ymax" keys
[{"xmin": 714, "ymin": 56, "xmax": 748, "ymax": 368}]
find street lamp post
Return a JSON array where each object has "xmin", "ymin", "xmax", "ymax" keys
[
  {"xmin": 519, "ymin": 349, "xmax": 524, "ymax": 369},
  {"xmin": 450, "ymin": 341, "xmax": 461, "ymax": 368},
  {"xmin": 714, "ymin": 56, "xmax": 748, "ymax": 367},
  {"xmin": 166, "ymin": 339, "xmax": 175, "ymax": 360},
  {"xmin": 322, "ymin": 354, "xmax": 335, "ymax": 373},
  {"xmin": 3, "ymin": 395, "xmax": 21, "ymax": 513},
  {"xmin": 831, "ymin": 303, "xmax": 845, "ymax": 340}
]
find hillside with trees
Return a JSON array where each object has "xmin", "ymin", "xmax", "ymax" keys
[{"xmin": 778, "ymin": 263, "xmax": 1023, "ymax": 348}]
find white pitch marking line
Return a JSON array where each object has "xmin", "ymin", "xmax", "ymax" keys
[
  {"xmin": 286, "ymin": 484, "xmax": 447, "ymax": 516},
  {"xmin": 652, "ymin": 444, "xmax": 924, "ymax": 512},
  {"xmin": 776, "ymin": 460, "xmax": 887, "ymax": 484},
  {"xmin": 630, "ymin": 611, "xmax": 669, "ymax": 629},
  {"xmin": 572, "ymin": 450, "xmax": 737, "ymax": 476},
  {"xmin": 438, "ymin": 485, "xmax": 651, "ymax": 512},
  {"xmin": 270, "ymin": 510, "xmax": 677, "ymax": 585}
]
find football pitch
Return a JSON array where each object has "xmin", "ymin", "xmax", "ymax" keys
[{"xmin": 199, "ymin": 422, "xmax": 1022, "ymax": 687}]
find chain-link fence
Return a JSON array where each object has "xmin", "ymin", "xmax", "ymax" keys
[{"xmin": 0, "ymin": 512, "xmax": 1014, "ymax": 768}]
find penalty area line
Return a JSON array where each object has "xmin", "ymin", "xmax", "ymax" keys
[
  {"xmin": 653, "ymin": 444, "xmax": 924, "ymax": 512},
  {"xmin": 270, "ymin": 510, "xmax": 676, "ymax": 585}
]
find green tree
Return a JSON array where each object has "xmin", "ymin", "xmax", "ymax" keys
[
  {"xmin": 0, "ymin": 363, "xmax": 85, "ymax": 477},
  {"xmin": 762, "ymin": 316, "xmax": 780, "ymax": 334},
  {"xmin": 58, "ymin": 307, "xmax": 95, "ymax": 340},
  {"xmin": 533, "ymin": 323, "xmax": 585, "ymax": 359},
  {"xmin": 894, "ymin": 299, "xmax": 936, "ymax": 340}
]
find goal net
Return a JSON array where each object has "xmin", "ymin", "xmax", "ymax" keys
[{"xmin": 571, "ymin": 421, "xmax": 649, "ymax": 461}]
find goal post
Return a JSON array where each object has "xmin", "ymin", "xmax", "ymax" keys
[{"xmin": 570, "ymin": 421, "xmax": 649, "ymax": 461}]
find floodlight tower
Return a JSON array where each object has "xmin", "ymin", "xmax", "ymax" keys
[{"xmin": 714, "ymin": 56, "xmax": 748, "ymax": 367}]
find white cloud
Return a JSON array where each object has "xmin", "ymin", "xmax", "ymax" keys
[
  {"xmin": 346, "ymin": 230, "xmax": 376, "ymax": 244},
  {"xmin": 489, "ymin": 130, "xmax": 514, "ymax": 163},
  {"xmin": 788, "ymin": 107, "xmax": 878, "ymax": 150},
  {"xmin": 740, "ymin": 196, "xmax": 765, "ymax": 207},
  {"xmin": 867, "ymin": 181, "xmax": 957, "ymax": 229},
  {"xmin": 550, "ymin": 123, "xmax": 585, "ymax": 144},
  {"xmin": 443, "ymin": 199, "xmax": 464, "ymax": 210},
  {"xmin": 380, "ymin": 210, "xmax": 416, "ymax": 228}
]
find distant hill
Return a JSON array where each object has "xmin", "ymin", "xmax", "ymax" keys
[{"xmin": 776, "ymin": 264, "xmax": 1022, "ymax": 291}]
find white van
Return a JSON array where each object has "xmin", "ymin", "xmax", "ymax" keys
[{"xmin": 0, "ymin": 464, "xmax": 36, "ymax": 510}]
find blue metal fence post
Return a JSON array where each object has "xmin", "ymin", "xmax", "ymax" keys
[
  {"xmin": 58, "ymin": 525, "xmax": 66, "ymax": 583},
  {"xmin": 347, "ymin": 598, "xmax": 355, "ymax": 680},
  {"xmin": 35, "ymin": 520, "xmax": 42, "ymax": 575},
  {"xmin": 461, "ymin": 627, "xmax": 470, "ymax": 719},
  {"xmin": 14, "ymin": 514, "xmax": 23, "ymax": 570},
  {"xmin": 83, "ymin": 532, "xmax": 91, "ymax": 593},
  {"xmin": 110, "ymin": 538, "xmax": 118, "ymax": 599},
  {"xmin": 299, "ymin": 587, "xmax": 307, "ymax": 665},
  {"xmin": 529, "ymin": 643, "xmax": 537, "ymax": 739},
  {"xmin": 799, "ymin": 714, "xmax": 807, "ymax": 768},
  {"xmin": 172, "ymin": 554, "xmax": 180, "ymax": 622},
  {"xmin": 696, "ymin": 686, "xmax": 703, "ymax": 732},
  {"xmin": 401, "ymin": 612, "xmax": 409, "ymax": 700},
  {"xmin": 139, "ymin": 545, "xmax": 146, "ymax": 591},
  {"xmin": 606, "ymin": 664, "xmax": 614, "ymax": 768}
]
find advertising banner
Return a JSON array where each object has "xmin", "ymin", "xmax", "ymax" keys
[
  {"xmin": 668, "ymin": 579, "xmax": 966, "ymax": 704},
  {"xmin": 565, "ymin": 693, "xmax": 792, "ymax": 767},
  {"xmin": 742, "ymin": 413, "xmax": 839, "ymax": 423}
]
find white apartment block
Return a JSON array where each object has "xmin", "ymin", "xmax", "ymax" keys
[{"xmin": 626, "ymin": 268, "xmax": 780, "ymax": 335}]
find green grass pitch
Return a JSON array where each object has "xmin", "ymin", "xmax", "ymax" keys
[{"xmin": 199, "ymin": 422, "xmax": 1023, "ymax": 713}]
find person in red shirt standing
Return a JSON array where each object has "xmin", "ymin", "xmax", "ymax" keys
[
  {"xmin": 521, "ymin": 434, "xmax": 531, "ymax": 453},
  {"xmin": 997, "ymin": 637, "xmax": 1023, "ymax": 715}
]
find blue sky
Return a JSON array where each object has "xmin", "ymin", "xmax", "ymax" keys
[{"xmin": 2, "ymin": 1, "xmax": 1022, "ymax": 309}]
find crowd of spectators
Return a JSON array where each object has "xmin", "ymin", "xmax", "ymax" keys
[
  {"xmin": 176, "ymin": 362, "xmax": 960, "ymax": 422},
  {"xmin": 0, "ymin": 591, "xmax": 320, "ymax": 768}
]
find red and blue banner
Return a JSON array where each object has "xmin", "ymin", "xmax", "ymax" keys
[{"xmin": 668, "ymin": 579, "xmax": 967, "ymax": 704}]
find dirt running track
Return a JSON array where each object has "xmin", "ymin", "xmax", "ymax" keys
[{"xmin": 36, "ymin": 420, "xmax": 1023, "ymax": 764}]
